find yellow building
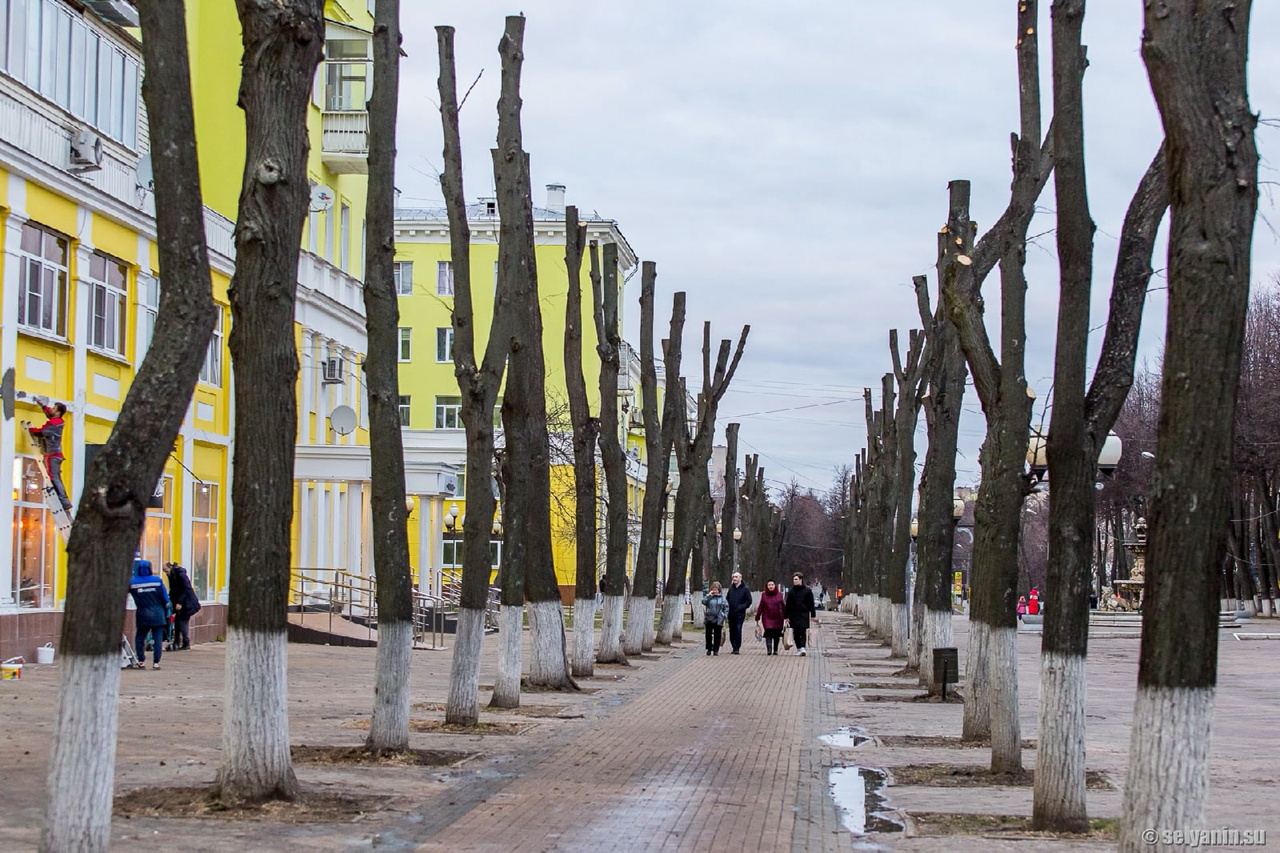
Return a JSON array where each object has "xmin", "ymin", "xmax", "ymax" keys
[
  {"xmin": 394, "ymin": 193, "xmax": 666, "ymax": 599},
  {"xmin": 0, "ymin": 0, "xmax": 470, "ymax": 659}
]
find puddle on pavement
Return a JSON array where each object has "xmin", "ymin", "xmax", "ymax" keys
[
  {"xmin": 820, "ymin": 726, "xmax": 872, "ymax": 748},
  {"xmin": 828, "ymin": 766, "xmax": 904, "ymax": 835},
  {"xmin": 823, "ymin": 682, "xmax": 854, "ymax": 694}
]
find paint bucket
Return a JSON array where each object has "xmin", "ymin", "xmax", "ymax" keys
[
  {"xmin": 1, "ymin": 657, "xmax": 23, "ymax": 680},
  {"xmin": 36, "ymin": 643, "xmax": 55, "ymax": 665}
]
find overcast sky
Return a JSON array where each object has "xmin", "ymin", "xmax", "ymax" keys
[{"xmin": 396, "ymin": 3, "xmax": 1280, "ymax": 495}]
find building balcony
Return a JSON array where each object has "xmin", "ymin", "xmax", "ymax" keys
[{"xmin": 321, "ymin": 110, "xmax": 368, "ymax": 174}]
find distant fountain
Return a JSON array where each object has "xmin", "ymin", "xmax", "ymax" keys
[{"xmin": 1101, "ymin": 516, "xmax": 1146, "ymax": 612}]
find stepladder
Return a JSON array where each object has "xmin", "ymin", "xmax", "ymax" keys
[
  {"xmin": 42, "ymin": 484, "xmax": 73, "ymax": 542},
  {"xmin": 120, "ymin": 635, "xmax": 139, "ymax": 669}
]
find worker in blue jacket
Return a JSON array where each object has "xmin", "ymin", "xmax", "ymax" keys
[{"xmin": 128, "ymin": 554, "xmax": 170, "ymax": 670}]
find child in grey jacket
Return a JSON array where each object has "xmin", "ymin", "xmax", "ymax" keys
[{"xmin": 703, "ymin": 582, "xmax": 729, "ymax": 656}]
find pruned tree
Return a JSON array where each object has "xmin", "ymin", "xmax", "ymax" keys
[
  {"xmin": 939, "ymin": 0, "xmax": 1054, "ymax": 773},
  {"xmin": 719, "ymin": 422, "xmax": 741, "ymax": 580},
  {"xmin": 217, "ymin": 0, "xmax": 324, "ymax": 804},
  {"xmin": 594, "ymin": 243, "xmax": 630, "ymax": 663},
  {"xmin": 1034, "ymin": 0, "xmax": 1172, "ymax": 831},
  {"xmin": 658, "ymin": 323, "xmax": 749, "ymax": 644},
  {"xmin": 886, "ymin": 328, "xmax": 926, "ymax": 657},
  {"xmin": 626, "ymin": 291, "xmax": 685, "ymax": 654},
  {"xmin": 362, "ymin": 0, "xmax": 413, "ymax": 754},
  {"xmin": 437, "ymin": 25, "xmax": 511, "ymax": 724},
  {"xmin": 1119, "ymin": 1, "xmax": 1258, "ymax": 847},
  {"xmin": 911, "ymin": 267, "xmax": 968, "ymax": 689},
  {"xmin": 491, "ymin": 16, "xmax": 573, "ymax": 692},
  {"xmin": 41, "ymin": 2, "xmax": 218, "ymax": 847},
  {"xmin": 564, "ymin": 206, "xmax": 600, "ymax": 678}
]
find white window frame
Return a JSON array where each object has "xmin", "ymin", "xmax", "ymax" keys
[
  {"xmin": 339, "ymin": 202, "xmax": 350, "ymax": 271},
  {"xmin": 16, "ymin": 221, "xmax": 69, "ymax": 339},
  {"xmin": 398, "ymin": 395, "xmax": 411, "ymax": 427},
  {"xmin": 86, "ymin": 250, "xmax": 128, "ymax": 357},
  {"xmin": 141, "ymin": 474, "xmax": 173, "ymax": 569},
  {"xmin": 12, "ymin": 455, "xmax": 55, "ymax": 608},
  {"xmin": 190, "ymin": 482, "xmax": 219, "ymax": 601},
  {"xmin": 199, "ymin": 308, "xmax": 223, "ymax": 387},
  {"xmin": 436, "ymin": 260, "xmax": 454, "ymax": 296},
  {"xmin": 398, "ymin": 327, "xmax": 412, "ymax": 362},
  {"xmin": 136, "ymin": 272, "xmax": 160, "ymax": 358},
  {"xmin": 436, "ymin": 327, "xmax": 454, "ymax": 363},
  {"xmin": 434, "ymin": 396, "xmax": 462, "ymax": 430},
  {"xmin": 393, "ymin": 261, "xmax": 413, "ymax": 296}
]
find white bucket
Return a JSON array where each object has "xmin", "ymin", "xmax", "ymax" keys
[{"xmin": 36, "ymin": 643, "xmax": 54, "ymax": 665}]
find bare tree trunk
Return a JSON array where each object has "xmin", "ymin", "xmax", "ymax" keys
[
  {"xmin": 627, "ymin": 285, "xmax": 684, "ymax": 655},
  {"xmin": 888, "ymin": 329, "xmax": 926, "ymax": 657},
  {"xmin": 720, "ymin": 422, "xmax": 741, "ymax": 579},
  {"xmin": 1121, "ymin": 3, "xmax": 1257, "ymax": 847},
  {"xmin": 565, "ymin": 207, "xmax": 599, "ymax": 677},
  {"xmin": 596, "ymin": 245, "xmax": 631, "ymax": 663},
  {"xmin": 41, "ymin": 3, "xmax": 217, "ymax": 846},
  {"xmin": 436, "ymin": 26, "xmax": 511, "ymax": 724},
  {"xmin": 913, "ymin": 271, "xmax": 967, "ymax": 691},
  {"xmin": 362, "ymin": 0, "xmax": 414, "ymax": 754},
  {"xmin": 1036, "ymin": 0, "xmax": 1170, "ymax": 822},
  {"xmin": 490, "ymin": 17, "xmax": 572, "ymax": 692},
  {"xmin": 217, "ymin": 0, "xmax": 323, "ymax": 804}
]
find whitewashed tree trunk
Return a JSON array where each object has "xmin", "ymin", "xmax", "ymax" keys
[
  {"xmin": 656, "ymin": 595, "xmax": 682, "ymax": 645},
  {"xmin": 42, "ymin": 654, "xmax": 119, "ymax": 852},
  {"xmin": 987, "ymin": 626, "xmax": 1021, "ymax": 771},
  {"xmin": 571, "ymin": 597, "xmax": 597, "ymax": 678},
  {"xmin": 1118, "ymin": 687, "xmax": 1215, "ymax": 852},
  {"xmin": 491, "ymin": 604, "xmax": 523, "ymax": 708},
  {"xmin": 446, "ymin": 607, "xmax": 486, "ymax": 724},
  {"xmin": 597, "ymin": 594, "xmax": 628, "ymax": 663},
  {"xmin": 643, "ymin": 598, "xmax": 657, "ymax": 650},
  {"xmin": 218, "ymin": 628, "xmax": 297, "ymax": 801},
  {"xmin": 1033, "ymin": 652, "xmax": 1087, "ymax": 829},
  {"xmin": 890, "ymin": 602, "xmax": 909, "ymax": 658},
  {"xmin": 690, "ymin": 596, "xmax": 705, "ymax": 628},
  {"xmin": 526, "ymin": 599, "xmax": 574, "ymax": 688},
  {"xmin": 919, "ymin": 608, "xmax": 952, "ymax": 689},
  {"xmin": 623, "ymin": 597, "xmax": 652, "ymax": 656},
  {"xmin": 962, "ymin": 619, "xmax": 992, "ymax": 741},
  {"xmin": 367, "ymin": 620, "xmax": 412, "ymax": 751}
]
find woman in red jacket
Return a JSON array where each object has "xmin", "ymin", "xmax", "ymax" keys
[{"xmin": 755, "ymin": 579, "xmax": 787, "ymax": 656}]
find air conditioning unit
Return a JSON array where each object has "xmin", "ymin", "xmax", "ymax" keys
[
  {"xmin": 629, "ymin": 408, "xmax": 644, "ymax": 428},
  {"xmin": 69, "ymin": 130, "xmax": 104, "ymax": 172},
  {"xmin": 322, "ymin": 356, "xmax": 344, "ymax": 384}
]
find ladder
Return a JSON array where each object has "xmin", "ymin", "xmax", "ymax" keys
[{"xmin": 43, "ymin": 484, "xmax": 73, "ymax": 542}]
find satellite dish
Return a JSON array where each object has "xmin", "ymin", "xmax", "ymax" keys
[
  {"xmin": 136, "ymin": 153, "xmax": 154, "ymax": 191},
  {"xmin": 310, "ymin": 184, "xmax": 335, "ymax": 212},
  {"xmin": 329, "ymin": 404, "xmax": 357, "ymax": 436}
]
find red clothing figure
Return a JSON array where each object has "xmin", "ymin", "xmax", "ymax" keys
[
  {"xmin": 26, "ymin": 398, "xmax": 71, "ymax": 511},
  {"xmin": 756, "ymin": 588, "xmax": 786, "ymax": 630},
  {"xmin": 1027, "ymin": 587, "xmax": 1040, "ymax": 616}
]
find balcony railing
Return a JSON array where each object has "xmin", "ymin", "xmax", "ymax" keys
[{"xmin": 321, "ymin": 110, "xmax": 368, "ymax": 174}]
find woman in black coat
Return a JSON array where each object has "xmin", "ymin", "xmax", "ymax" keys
[
  {"xmin": 783, "ymin": 572, "xmax": 817, "ymax": 656},
  {"xmin": 163, "ymin": 563, "xmax": 202, "ymax": 650}
]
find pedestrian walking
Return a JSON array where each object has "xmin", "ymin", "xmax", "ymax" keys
[
  {"xmin": 725, "ymin": 571, "xmax": 752, "ymax": 654},
  {"xmin": 755, "ymin": 579, "xmax": 786, "ymax": 656},
  {"xmin": 163, "ymin": 562, "xmax": 201, "ymax": 650},
  {"xmin": 1016, "ymin": 595, "xmax": 1028, "ymax": 622},
  {"xmin": 128, "ymin": 554, "xmax": 170, "ymax": 670},
  {"xmin": 703, "ymin": 582, "xmax": 729, "ymax": 655},
  {"xmin": 784, "ymin": 572, "xmax": 817, "ymax": 656}
]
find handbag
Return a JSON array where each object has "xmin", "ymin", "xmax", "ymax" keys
[
  {"xmin": 754, "ymin": 622, "xmax": 763, "ymax": 640},
  {"xmin": 783, "ymin": 625, "xmax": 793, "ymax": 650}
]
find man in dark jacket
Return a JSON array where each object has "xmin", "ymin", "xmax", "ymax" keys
[
  {"xmin": 725, "ymin": 571, "xmax": 752, "ymax": 655},
  {"xmin": 163, "ymin": 562, "xmax": 201, "ymax": 650},
  {"xmin": 784, "ymin": 572, "xmax": 818, "ymax": 656},
  {"xmin": 24, "ymin": 396, "xmax": 71, "ymax": 511},
  {"xmin": 129, "ymin": 555, "xmax": 170, "ymax": 669}
]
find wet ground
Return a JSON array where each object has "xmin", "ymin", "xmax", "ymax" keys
[{"xmin": 0, "ymin": 613, "xmax": 1277, "ymax": 850}]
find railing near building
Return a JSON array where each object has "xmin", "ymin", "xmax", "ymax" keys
[{"xmin": 291, "ymin": 568, "xmax": 446, "ymax": 650}]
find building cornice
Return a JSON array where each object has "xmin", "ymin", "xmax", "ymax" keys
[{"xmin": 394, "ymin": 215, "xmax": 638, "ymax": 271}]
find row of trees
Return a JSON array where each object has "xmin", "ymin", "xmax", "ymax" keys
[
  {"xmin": 36, "ymin": 7, "xmax": 775, "ymax": 849},
  {"xmin": 840, "ymin": 1, "xmax": 1257, "ymax": 848}
]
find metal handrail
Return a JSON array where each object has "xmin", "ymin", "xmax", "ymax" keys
[{"xmin": 291, "ymin": 569, "xmax": 445, "ymax": 649}]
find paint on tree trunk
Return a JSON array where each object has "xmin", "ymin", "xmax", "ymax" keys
[
  {"xmin": 219, "ymin": 628, "xmax": 298, "ymax": 801},
  {"xmin": 597, "ymin": 594, "xmax": 628, "ymax": 664},
  {"xmin": 1033, "ymin": 651, "xmax": 1088, "ymax": 832},
  {"xmin": 491, "ymin": 605, "xmax": 523, "ymax": 709},
  {"xmin": 572, "ymin": 598, "xmax": 598, "ymax": 677},
  {"xmin": 446, "ymin": 608, "xmax": 486, "ymax": 725},
  {"xmin": 42, "ymin": 654, "xmax": 118, "ymax": 852}
]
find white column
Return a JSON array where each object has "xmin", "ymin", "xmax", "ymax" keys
[
  {"xmin": 346, "ymin": 481, "xmax": 363, "ymax": 576},
  {"xmin": 333, "ymin": 485, "xmax": 345, "ymax": 573},
  {"xmin": 300, "ymin": 330, "xmax": 313, "ymax": 444},
  {"xmin": 69, "ymin": 212, "xmax": 93, "ymax": 523},
  {"xmin": 298, "ymin": 482, "xmax": 312, "ymax": 568},
  {"xmin": 417, "ymin": 498, "xmax": 431, "ymax": 594},
  {"xmin": 0, "ymin": 185, "xmax": 28, "ymax": 609}
]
